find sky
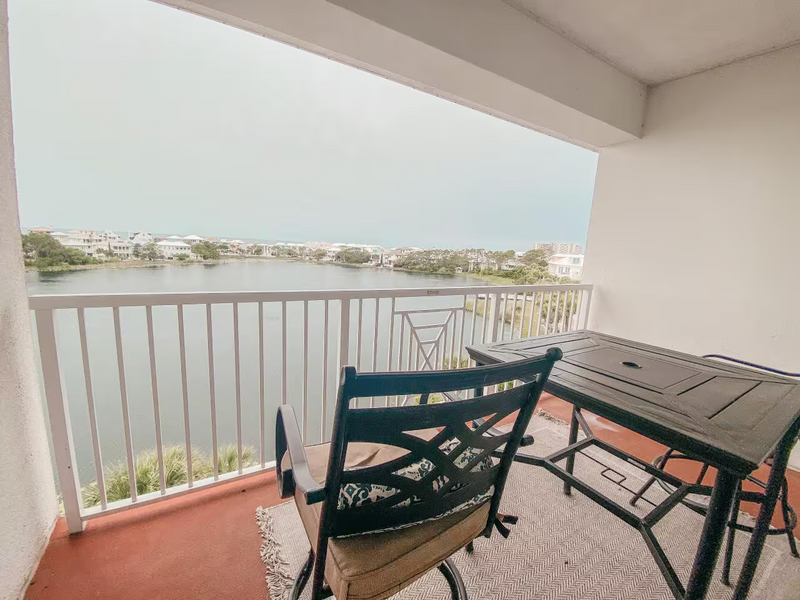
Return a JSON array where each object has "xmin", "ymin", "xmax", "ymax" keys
[{"xmin": 8, "ymin": 0, "xmax": 598, "ymax": 251}]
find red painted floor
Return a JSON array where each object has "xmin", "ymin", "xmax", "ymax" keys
[
  {"xmin": 26, "ymin": 394, "xmax": 798, "ymax": 600},
  {"xmin": 26, "ymin": 472, "xmax": 281, "ymax": 600}
]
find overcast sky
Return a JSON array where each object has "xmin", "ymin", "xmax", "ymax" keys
[{"xmin": 8, "ymin": 0, "xmax": 598, "ymax": 250}]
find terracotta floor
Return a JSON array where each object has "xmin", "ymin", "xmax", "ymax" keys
[
  {"xmin": 26, "ymin": 394, "xmax": 799, "ymax": 600},
  {"xmin": 27, "ymin": 472, "xmax": 280, "ymax": 600}
]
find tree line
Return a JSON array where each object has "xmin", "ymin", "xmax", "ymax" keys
[{"xmin": 394, "ymin": 247, "xmax": 574, "ymax": 284}]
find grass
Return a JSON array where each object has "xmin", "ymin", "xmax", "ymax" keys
[
  {"xmin": 465, "ymin": 291, "xmax": 579, "ymax": 338},
  {"xmin": 462, "ymin": 271, "xmax": 512, "ymax": 285},
  {"xmin": 81, "ymin": 444, "xmax": 257, "ymax": 508}
]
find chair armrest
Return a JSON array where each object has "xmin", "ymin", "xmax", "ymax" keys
[{"xmin": 275, "ymin": 405, "xmax": 326, "ymax": 504}]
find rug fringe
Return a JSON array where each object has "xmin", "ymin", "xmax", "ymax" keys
[{"xmin": 256, "ymin": 506, "xmax": 295, "ymax": 600}]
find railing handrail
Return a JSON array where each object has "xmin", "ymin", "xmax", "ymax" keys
[
  {"xmin": 28, "ymin": 283, "xmax": 593, "ymax": 309},
  {"xmin": 31, "ymin": 281, "xmax": 593, "ymax": 533}
]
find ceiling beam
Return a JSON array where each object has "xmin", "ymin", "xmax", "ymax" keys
[{"xmin": 154, "ymin": 0, "xmax": 645, "ymax": 148}]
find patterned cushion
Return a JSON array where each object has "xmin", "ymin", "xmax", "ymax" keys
[{"xmin": 336, "ymin": 438, "xmax": 495, "ymax": 535}]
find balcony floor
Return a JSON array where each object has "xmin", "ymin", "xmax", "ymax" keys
[{"xmin": 25, "ymin": 395, "xmax": 799, "ymax": 600}]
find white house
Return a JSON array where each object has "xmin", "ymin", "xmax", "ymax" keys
[
  {"xmin": 130, "ymin": 231, "xmax": 153, "ymax": 246},
  {"xmin": 107, "ymin": 239, "xmax": 132, "ymax": 259},
  {"xmin": 156, "ymin": 240, "xmax": 193, "ymax": 259},
  {"xmin": 60, "ymin": 239, "xmax": 93, "ymax": 256},
  {"xmin": 547, "ymin": 254, "xmax": 584, "ymax": 281}
]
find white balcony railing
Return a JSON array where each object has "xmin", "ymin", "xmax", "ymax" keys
[{"xmin": 29, "ymin": 283, "xmax": 592, "ymax": 532}]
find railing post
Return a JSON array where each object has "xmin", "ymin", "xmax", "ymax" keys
[
  {"xmin": 35, "ymin": 309, "xmax": 83, "ymax": 534},
  {"xmin": 581, "ymin": 287, "xmax": 593, "ymax": 329},
  {"xmin": 339, "ymin": 298, "xmax": 351, "ymax": 371},
  {"xmin": 490, "ymin": 292, "xmax": 503, "ymax": 342}
]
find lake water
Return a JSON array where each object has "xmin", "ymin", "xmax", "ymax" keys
[{"xmin": 27, "ymin": 260, "xmax": 491, "ymax": 489}]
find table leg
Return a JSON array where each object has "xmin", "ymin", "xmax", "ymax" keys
[
  {"xmin": 474, "ymin": 361, "xmax": 485, "ymax": 399},
  {"xmin": 563, "ymin": 406, "xmax": 580, "ymax": 496},
  {"xmin": 684, "ymin": 470, "xmax": 739, "ymax": 600},
  {"xmin": 732, "ymin": 420, "xmax": 800, "ymax": 599}
]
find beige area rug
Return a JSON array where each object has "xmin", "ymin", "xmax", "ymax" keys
[{"xmin": 256, "ymin": 415, "xmax": 800, "ymax": 599}]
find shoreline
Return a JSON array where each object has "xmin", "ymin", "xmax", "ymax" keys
[
  {"xmin": 27, "ymin": 255, "xmax": 505, "ymax": 285},
  {"xmin": 25, "ymin": 256, "xmax": 274, "ymax": 273}
]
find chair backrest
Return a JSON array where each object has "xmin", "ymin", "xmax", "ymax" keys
[{"xmin": 319, "ymin": 348, "xmax": 561, "ymax": 538}]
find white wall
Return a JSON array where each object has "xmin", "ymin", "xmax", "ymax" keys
[
  {"xmin": 0, "ymin": 1, "xmax": 58, "ymax": 597},
  {"xmin": 584, "ymin": 43, "xmax": 800, "ymax": 369},
  {"xmin": 583, "ymin": 44, "xmax": 800, "ymax": 468}
]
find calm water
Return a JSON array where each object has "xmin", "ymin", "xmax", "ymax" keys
[{"xmin": 27, "ymin": 260, "xmax": 490, "ymax": 488}]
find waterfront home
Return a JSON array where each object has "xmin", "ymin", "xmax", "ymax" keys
[
  {"xmin": 107, "ymin": 239, "xmax": 133, "ymax": 259},
  {"xmin": 156, "ymin": 239, "xmax": 194, "ymax": 259},
  {"xmin": 60, "ymin": 238, "xmax": 94, "ymax": 256}
]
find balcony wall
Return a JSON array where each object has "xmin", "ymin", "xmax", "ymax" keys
[
  {"xmin": 0, "ymin": 1, "xmax": 58, "ymax": 598},
  {"xmin": 583, "ymin": 44, "xmax": 800, "ymax": 467}
]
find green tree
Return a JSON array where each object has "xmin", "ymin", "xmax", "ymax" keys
[
  {"xmin": 140, "ymin": 241, "xmax": 163, "ymax": 261},
  {"xmin": 132, "ymin": 243, "xmax": 142, "ymax": 259},
  {"xmin": 250, "ymin": 245, "xmax": 264, "ymax": 256},
  {"xmin": 520, "ymin": 248, "xmax": 548, "ymax": 269},
  {"xmin": 175, "ymin": 253, "xmax": 189, "ymax": 262},
  {"xmin": 191, "ymin": 241, "xmax": 221, "ymax": 260},
  {"xmin": 309, "ymin": 248, "xmax": 327, "ymax": 261},
  {"xmin": 21, "ymin": 233, "xmax": 97, "ymax": 268},
  {"xmin": 336, "ymin": 247, "xmax": 371, "ymax": 264},
  {"xmin": 488, "ymin": 250, "xmax": 516, "ymax": 270},
  {"xmin": 512, "ymin": 267, "xmax": 557, "ymax": 285},
  {"xmin": 394, "ymin": 250, "xmax": 469, "ymax": 274}
]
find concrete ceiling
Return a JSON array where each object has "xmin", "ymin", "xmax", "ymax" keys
[{"xmin": 503, "ymin": 0, "xmax": 800, "ymax": 85}]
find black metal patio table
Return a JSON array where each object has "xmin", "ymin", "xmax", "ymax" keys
[{"xmin": 467, "ymin": 330, "xmax": 800, "ymax": 600}]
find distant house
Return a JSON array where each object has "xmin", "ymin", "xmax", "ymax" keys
[
  {"xmin": 547, "ymin": 254, "xmax": 584, "ymax": 280},
  {"xmin": 500, "ymin": 259, "xmax": 522, "ymax": 271},
  {"xmin": 108, "ymin": 240, "xmax": 133, "ymax": 259},
  {"xmin": 50, "ymin": 232, "xmax": 69, "ymax": 243},
  {"xmin": 183, "ymin": 235, "xmax": 204, "ymax": 243},
  {"xmin": 131, "ymin": 232, "xmax": 153, "ymax": 246},
  {"xmin": 61, "ymin": 239, "xmax": 93, "ymax": 256},
  {"xmin": 29, "ymin": 226, "xmax": 52, "ymax": 234},
  {"xmin": 385, "ymin": 246, "xmax": 422, "ymax": 268},
  {"xmin": 156, "ymin": 240, "xmax": 193, "ymax": 259}
]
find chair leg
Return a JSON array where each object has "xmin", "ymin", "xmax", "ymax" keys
[
  {"xmin": 465, "ymin": 541, "xmax": 475, "ymax": 554},
  {"xmin": 780, "ymin": 477, "xmax": 799, "ymax": 558},
  {"xmin": 291, "ymin": 550, "xmax": 314, "ymax": 600},
  {"xmin": 722, "ymin": 481, "xmax": 742, "ymax": 586},
  {"xmin": 438, "ymin": 557, "xmax": 468, "ymax": 600}
]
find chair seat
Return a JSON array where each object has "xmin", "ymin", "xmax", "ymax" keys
[{"xmin": 290, "ymin": 440, "xmax": 491, "ymax": 600}]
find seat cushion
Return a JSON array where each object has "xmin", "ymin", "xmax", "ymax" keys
[{"xmin": 288, "ymin": 439, "xmax": 491, "ymax": 600}]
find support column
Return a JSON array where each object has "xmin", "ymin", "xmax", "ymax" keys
[{"xmin": 0, "ymin": 1, "xmax": 59, "ymax": 597}]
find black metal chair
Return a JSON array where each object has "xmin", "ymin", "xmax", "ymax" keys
[
  {"xmin": 276, "ymin": 348, "xmax": 562, "ymax": 600},
  {"xmin": 630, "ymin": 354, "xmax": 799, "ymax": 586}
]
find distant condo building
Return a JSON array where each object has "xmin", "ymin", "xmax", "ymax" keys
[{"xmin": 533, "ymin": 241, "xmax": 584, "ymax": 257}]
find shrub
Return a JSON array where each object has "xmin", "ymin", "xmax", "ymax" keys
[{"xmin": 81, "ymin": 444, "xmax": 257, "ymax": 507}]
